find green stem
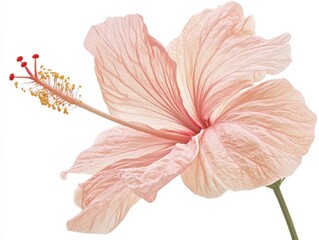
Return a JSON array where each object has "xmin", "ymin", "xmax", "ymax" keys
[{"xmin": 268, "ymin": 179, "xmax": 299, "ymax": 240}]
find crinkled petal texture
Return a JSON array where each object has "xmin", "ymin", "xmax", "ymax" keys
[
  {"xmin": 181, "ymin": 79, "xmax": 316, "ymax": 198},
  {"xmin": 64, "ymin": 126, "xmax": 176, "ymax": 233},
  {"xmin": 121, "ymin": 132, "xmax": 201, "ymax": 202},
  {"xmin": 167, "ymin": 2, "xmax": 291, "ymax": 126},
  {"xmin": 65, "ymin": 1, "xmax": 316, "ymax": 234},
  {"xmin": 61, "ymin": 126, "xmax": 175, "ymax": 178},
  {"xmin": 67, "ymin": 170, "xmax": 139, "ymax": 233},
  {"xmin": 84, "ymin": 14, "xmax": 199, "ymax": 134}
]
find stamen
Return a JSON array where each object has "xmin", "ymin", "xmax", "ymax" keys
[
  {"xmin": 9, "ymin": 54, "xmax": 189, "ymax": 142},
  {"xmin": 10, "ymin": 54, "xmax": 82, "ymax": 115}
]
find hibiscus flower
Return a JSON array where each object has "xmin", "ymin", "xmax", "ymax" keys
[{"xmin": 60, "ymin": 2, "xmax": 316, "ymax": 234}]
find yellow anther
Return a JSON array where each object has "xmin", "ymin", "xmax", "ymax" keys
[{"xmin": 13, "ymin": 61, "xmax": 82, "ymax": 116}]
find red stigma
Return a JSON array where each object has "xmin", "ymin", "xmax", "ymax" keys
[
  {"xmin": 11, "ymin": 54, "xmax": 40, "ymax": 80},
  {"xmin": 9, "ymin": 73, "xmax": 15, "ymax": 81}
]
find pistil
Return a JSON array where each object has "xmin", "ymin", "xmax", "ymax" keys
[{"xmin": 9, "ymin": 54, "xmax": 190, "ymax": 143}]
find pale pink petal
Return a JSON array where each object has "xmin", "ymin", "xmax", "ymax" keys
[
  {"xmin": 121, "ymin": 133, "xmax": 201, "ymax": 202},
  {"xmin": 67, "ymin": 166, "xmax": 138, "ymax": 233},
  {"xmin": 84, "ymin": 14, "xmax": 200, "ymax": 134},
  {"xmin": 240, "ymin": 15, "xmax": 255, "ymax": 36},
  {"xmin": 167, "ymin": 2, "xmax": 291, "ymax": 125},
  {"xmin": 67, "ymin": 145, "xmax": 177, "ymax": 233},
  {"xmin": 61, "ymin": 126, "xmax": 175, "ymax": 179},
  {"xmin": 181, "ymin": 79, "xmax": 316, "ymax": 198}
]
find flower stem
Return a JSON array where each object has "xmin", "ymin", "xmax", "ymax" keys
[{"xmin": 268, "ymin": 179, "xmax": 299, "ymax": 240}]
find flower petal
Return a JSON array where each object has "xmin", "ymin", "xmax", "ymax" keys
[
  {"xmin": 84, "ymin": 14, "xmax": 199, "ymax": 134},
  {"xmin": 181, "ymin": 79, "xmax": 316, "ymax": 198},
  {"xmin": 67, "ymin": 141, "xmax": 176, "ymax": 233},
  {"xmin": 121, "ymin": 133, "xmax": 201, "ymax": 202},
  {"xmin": 61, "ymin": 126, "xmax": 175, "ymax": 179},
  {"xmin": 168, "ymin": 2, "xmax": 291, "ymax": 125},
  {"xmin": 67, "ymin": 167, "xmax": 139, "ymax": 233}
]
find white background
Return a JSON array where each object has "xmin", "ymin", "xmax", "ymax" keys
[{"xmin": 0, "ymin": 0, "xmax": 318, "ymax": 239}]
